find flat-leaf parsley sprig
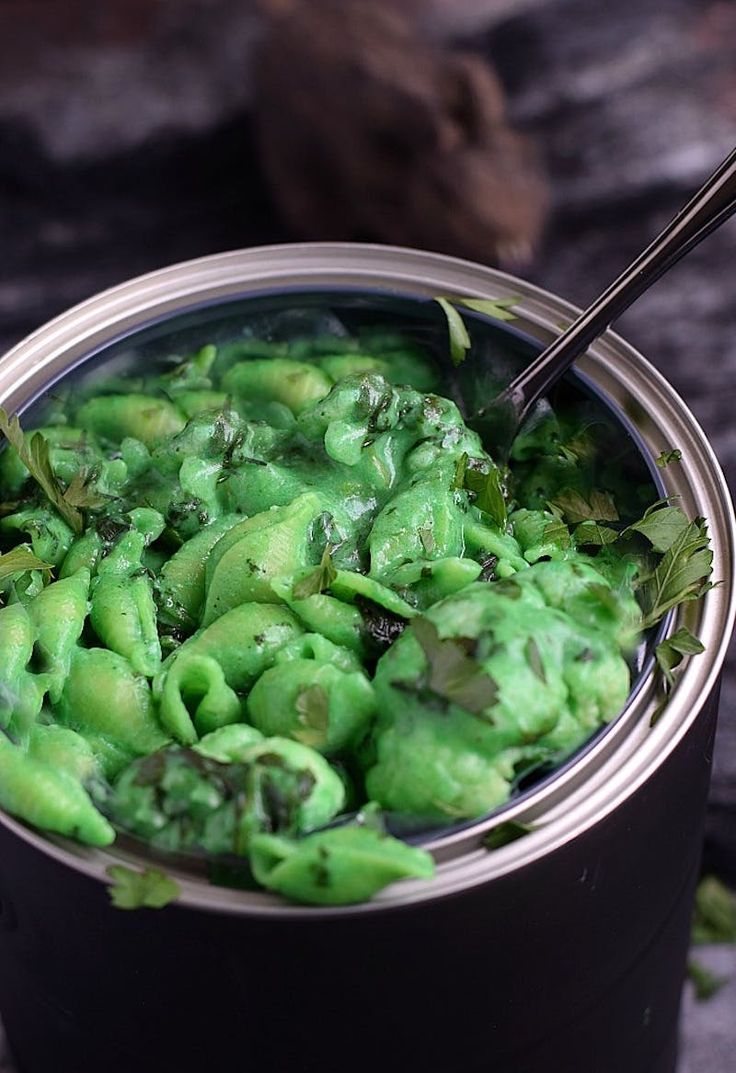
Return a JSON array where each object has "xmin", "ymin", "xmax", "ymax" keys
[
  {"xmin": 613, "ymin": 500, "xmax": 714, "ymax": 705},
  {"xmin": 528, "ymin": 494, "xmax": 715, "ymax": 701},
  {"xmin": 0, "ymin": 409, "xmax": 106, "ymax": 534}
]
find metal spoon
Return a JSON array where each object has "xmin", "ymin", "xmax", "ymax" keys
[{"xmin": 474, "ymin": 144, "xmax": 736, "ymax": 453}]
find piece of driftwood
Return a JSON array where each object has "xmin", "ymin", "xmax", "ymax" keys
[{"xmin": 253, "ymin": 0, "xmax": 548, "ymax": 264}]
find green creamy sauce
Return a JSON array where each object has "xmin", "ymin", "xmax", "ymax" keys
[{"xmin": 0, "ymin": 331, "xmax": 663, "ymax": 905}]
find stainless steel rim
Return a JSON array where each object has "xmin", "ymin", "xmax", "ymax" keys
[{"xmin": 1, "ymin": 242, "xmax": 733, "ymax": 916}]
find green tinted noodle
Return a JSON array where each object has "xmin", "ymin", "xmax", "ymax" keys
[{"xmin": 0, "ymin": 325, "xmax": 713, "ymax": 905}]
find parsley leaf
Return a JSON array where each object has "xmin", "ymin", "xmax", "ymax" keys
[
  {"xmin": 638, "ymin": 516, "xmax": 713, "ymax": 630},
  {"xmin": 294, "ymin": 684, "xmax": 330, "ymax": 749},
  {"xmin": 656, "ymin": 448, "xmax": 683, "ymax": 468},
  {"xmin": 655, "ymin": 626, "xmax": 705, "ymax": 687},
  {"xmin": 0, "ymin": 546, "xmax": 53, "ymax": 581},
  {"xmin": 453, "ymin": 452, "xmax": 507, "ymax": 528},
  {"xmin": 412, "ymin": 618, "xmax": 498, "ymax": 717},
  {"xmin": 623, "ymin": 502, "xmax": 689, "ymax": 553},
  {"xmin": 483, "ymin": 820, "xmax": 535, "ymax": 850},
  {"xmin": 557, "ymin": 425, "xmax": 599, "ymax": 466},
  {"xmin": 692, "ymin": 875, "xmax": 736, "ymax": 944},
  {"xmin": 686, "ymin": 959, "xmax": 727, "ymax": 1001},
  {"xmin": 573, "ymin": 520, "xmax": 619, "ymax": 546},
  {"xmin": 549, "ymin": 488, "xmax": 619, "ymax": 524},
  {"xmin": 292, "ymin": 547, "xmax": 337, "ymax": 600},
  {"xmin": 107, "ymin": 864, "xmax": 180, "ymax": 910},
  {"xmin": 0, "ymin": 409, "xmax": 84, "ymax": 533},
  {"xmin": 62, "ymin": 468, "xmax": 108, "ymax": 510},
  {"xmin": 466, "ymin": 467, "xmax": 507, "ymax": 529},
  {"xmin": 452, "ymin": 453, "xmax": 469, "ymax": 490},
  {"xmin": 435, "ymin": 298, "xmax": 471, "ymax": 366},
  {"xmin": 541, "ymin": 514, "xmax": 572, "ymax": 551}
]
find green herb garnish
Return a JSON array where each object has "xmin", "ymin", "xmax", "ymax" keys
[
  {"xmin": 62, "ymin": 468, "xmax": 108, "ymax": 510},
  {"xmin": 692, "ymin": 875, "xmax": 736, "ymax": 944},
  {"xmin": 638, "ymin": 516, "xmax": 713, "ymax": 630},
  {"xmin": 573, "ymin": 520, "xmax": 619, "ymax": 546},
  {"xmin": 549, "ymin": 488, "xmax": 619, "ymax": 524},
  {"xmin": 107, "ymin": 864, "xmax": 180, "ymax": 910},
  {"xmin": 656, "ymin": 448, "xmax": 683, "ymax": 468},
  {"xmin": 294, "ymin": 684, "xmax": 330, "ymax": 748},
  {"xmin": 623, "ymin": 501, "xmax": 689, "ymax": 553},
  {"xmin": 0, "ymin": 409, "xmax": 94, "ymax": 534},
  {"xmin": 452, "ymin": 453, "xmax": 468, "ymax": 490},
  {"xmin": 453, "ymin": 452, "xmax": 507, "ymax": 528},
  {"xmin": 655, "ymin": 626, "xmax": 705, "ymax": 687},
  {"xmin": 412, "ymin": 618, "xmax": 498, "ymax": 717},
  {"xmin": 0, "ymin": 546, "xmax": 53, "ymax": 581},
  {"xmin": 435, "ymin": 298, "xmax": 471, "ymax": 366},
  {"xmin": 292, "ymin": 547, "xmax": 337, "ymax": 600},
  {"xmin": 541, "ymin": 515, "xmax": 572, "ymax": 551}
]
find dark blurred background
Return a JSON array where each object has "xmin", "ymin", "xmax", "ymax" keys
[{"xmin": 1, "ymin": 1, "xmax": 736, "ymax": 1068}]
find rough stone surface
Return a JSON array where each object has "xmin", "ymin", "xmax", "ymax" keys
[{"xmin": 1, "ymin": 0, "xmax": 735, "ymax": 1069}]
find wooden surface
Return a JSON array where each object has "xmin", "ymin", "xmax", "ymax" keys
[{"xmin": 1, "ymin": 0, "xmax": 735, "ymax": 1068}]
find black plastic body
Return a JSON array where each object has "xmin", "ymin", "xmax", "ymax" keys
[
  {"xmin": 0, "ymin": 286, "xmax": 718, "ymax": 1072},
  {"xmin": 0, "ymin": 684, "xmax": 718, "ymax": 1073}
]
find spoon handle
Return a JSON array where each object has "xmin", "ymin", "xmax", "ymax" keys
[{"xmin": 496, "ymin": 143, "xmax": 736, "ymax": 427}]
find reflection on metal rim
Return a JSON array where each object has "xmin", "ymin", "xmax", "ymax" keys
[{"xmin": 0, "ymin": 243, "xmax": 733, "ymax": 916}]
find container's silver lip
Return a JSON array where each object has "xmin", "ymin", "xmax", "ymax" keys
[{"xmin": 1, "ymin": 242, "xmax": 734, "ymax": 917}]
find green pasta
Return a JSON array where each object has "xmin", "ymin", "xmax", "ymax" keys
[{"xmin": 0, "ymin": 320, "xmax": 712, "ymax": 906}]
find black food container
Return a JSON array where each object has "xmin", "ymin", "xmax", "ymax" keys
[{"xmin": 0, "ymin": 244, "xmax": 732, "ymax": 1073}]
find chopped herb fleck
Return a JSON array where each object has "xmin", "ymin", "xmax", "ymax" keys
[
  {"xmin": 418, "ymin": 525, "xmax": 435, "ymax": 555},
  {"xmin": 292, "ymin": 547, "xmax": 337, "ymax": 600},
  {"xmin": 542, "ymin": 514, "xmax": 572, "ymax": 550},
  {"xmin": 453, "ymin": 452, "xmax": 507, "ymax": 528},
  {"xmin": 656, "ymin": 448, "xmax": 683, "ymax": 468},
  {"xmin": 107, "ymin": 864, "xmax": 180, "ymax": 910},
  {"xmin": 62, "ymin": 468, "xmax": 108, "ymax": 510},
  {"xmin": 412, "ymin": 617, "xmax": 498, "ymax": 717},
  {"xmin": 655, "ymin": 626, "xmax": 705, "ymax": 687}
]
